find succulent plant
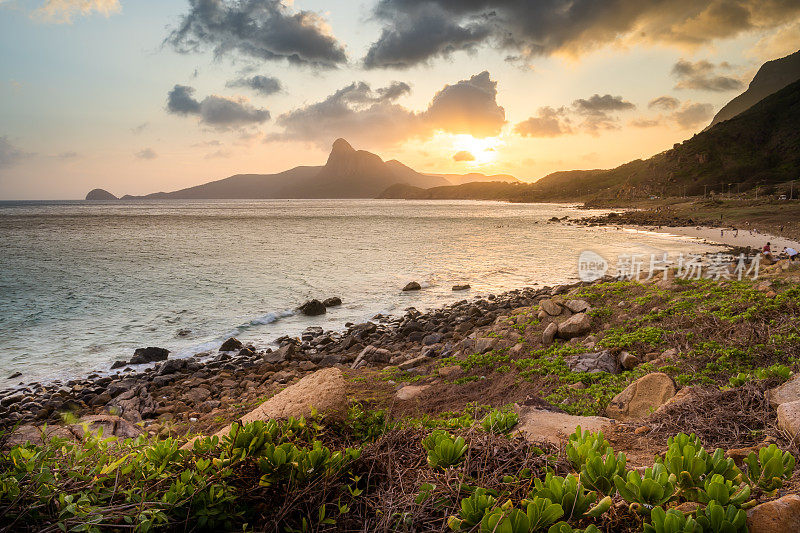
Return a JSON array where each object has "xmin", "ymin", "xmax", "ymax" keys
[
  {"xmin": 643, "ymin": 506, "xmax": 702, "ymax": 533},
  {"xmin": 567, "ymin": 426, "xmax": 611, "ymax": 469},
  {"xmin": 697, "ymin": 474, "xmax": 751, "ymax": 507},
  {"xmin": 613, "ymin": 463, "xmax": 677, "ymax": 510},
  {"xmin": 581, "ymin": 449, "xmax": 627, "ymax": 495},
  {"xmin": 422, "ymin": 430, "xmax": 469, "ymax": 469},
  {"xmin": 448, "ymin": 488, "xmax": 497, "ymax": 531},
  {"xmin": 481, "ymin": 410, "xmax": 520, "ymax": 433},
  {"xmin": 743, "ymin": 444, "xmax": 795, "ymax": 492},
  {"xmin": 529, "ymin": 473, "xmax": 600, "ymax": 520},
  {"xmin": 695, "ymin": 501, "xmax": 747, "ymax": 533}
]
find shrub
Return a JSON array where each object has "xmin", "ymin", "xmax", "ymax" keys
[
  {"xmin": 422, "ymin": 430, "xmax": 468, "ymax": 469},
  {"xmin": 481, "ymin": 409, "xmax": 520, "ymax": 434}
]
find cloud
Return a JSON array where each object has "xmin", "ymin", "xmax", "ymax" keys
[
  {"xmin": 648, "ymin": 96, "xmax": 681, "ymax": 110},
  {"xmin": 0, "ymin": 136, "xmax": 32, "ymax": 168},
  {"xmin": 453, "ymin": 150, "xmax": 475, "ymax": 161},
  {"xmin": 572, "ymin": 94, "xmax": 636, "ymax": 134},
  {"xmin": 671, "ymin": 101, "xmax": 715, "ymax": 128},
  {"xmin": 131, "ymin": 122, "xmax": 149, "ymax": 134},
  {"xmin": 135, "ymin": 148, "xmax": 157, "ymax": 159},
  {"xmin": 204, "ymin": 149, "xmax": 232, "ymax": 159},
  {"xmin": 364, "ymin": 0, "xmax": 800, "ymax": 68},
  {"xmin": 273, "ymin": 71, "xmax": 505, "ymax": 148},
  {"xmin": 166, "ymin": 0, "xmax": 347, "ymax": 68},
  {"xmin": 32, "ymin": 0, "xmax": 120, "ymax": 23},
  {"xmin": 514, "ymin": 107, "xmax": 572, "ymax": 137},
  {"xmin": 750, "ymin": 21, "xmax": 800, "ymax": 60},
  {"xmin": 166, "ymin": 84, "xmax": 270, "ymax": 130},
  {"xmin": 57, "ymin": 151, "xmax": 79, "ymax": 159},
  {"xmin": 226, "ymin": 75, "xmax": 282, "ymax": 96},
  {"xmin": 630, "ymin": 118, "xmax": 661, "ymax": 128},
  {"xmin": 672, "ymin": 59, "xmax": 745, "ymax": 91}
]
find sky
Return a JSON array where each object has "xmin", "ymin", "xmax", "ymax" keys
[{"xmin": 1, "ymin": 0, "xmax": 799, "ymax": 199}]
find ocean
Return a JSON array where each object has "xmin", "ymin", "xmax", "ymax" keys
[{"xmin": 0, "ymin": 199, "xmax": 720, "ymax": 387}]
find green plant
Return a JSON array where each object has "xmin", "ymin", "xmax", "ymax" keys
[
  {"xmin": 697, "ymin": 474, "xmax": 751, "ymax": 506},
  {"xmin": 695, "ymin": 501, "xmax": 747, "ymax": 533},
  {"xmin": 525, "ymin": 497, "xmax": 566, "ymax": 531},
  {"xmin": 566, "ymin": 426, "xmax": 610, "ymax": 468},
  {"xmin": 743, "ymin": 444, "xmax": 796, "ymax": 491},
  {"xmin": 580, "ymin": 450, "xmax": 627, "ymax": 495},
  {"xmin": 547, "ymin": 523, "xmax": 602, "ymax": 533},
  {"xmin": 529, "ymin": 473, "xmax": 606, "ymax": 520},
  {"xmin": 481, "ymin": 409, "xmax": 519, "ymax": 433},
  {"xmin": 643, "ymin": 506, "xmax": 702, "ymax": 533},
  {"xmin": 448, "ymin": 488, "xmax": 497, "ymax": 530},
  {"xmin": 614, "ymin": 463, "xmax": 677, "ymax": 510},
  {"xmin": 422, "ymin": 430, "xmax": 468, "ymax": 469},
  {"xmin": 662, "ymin": 437, "xmax": 708, "ymax": 491},
  {"xmin": 480, "ymin": 507, "xmax": 531, "ymax": 533}
]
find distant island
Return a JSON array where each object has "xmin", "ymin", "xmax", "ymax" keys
[{"xmin": 85, "ymin": 189, "xmax": 118, "ymax": 200}]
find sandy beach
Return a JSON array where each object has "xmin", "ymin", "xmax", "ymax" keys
[{"xmin": 624, "ymin": 224, "xmax": 800, "ymax": 252}]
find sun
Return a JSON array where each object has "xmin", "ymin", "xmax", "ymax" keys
[{"xmin": 451, "ymin": 135, "xmax": 503, "ymax": 166}]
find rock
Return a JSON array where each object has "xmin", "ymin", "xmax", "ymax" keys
[
  {"xmin": 110, "ymin": 360, "xmax": 127, "ymax": 369},
  {"xmin": 438, "ymin": 365, "xmax": 462, "ymax": 378},
  {"xmin": 299, "ymin": 299, "xmax": 326, "ymax": 316},
  {"xmin": 474, "ymin": 337, "xmax": 498, "ymax": 354},
  {"xmin": 206, "ymin": 368, "xmax": 346, "ymax": 442},
  {"xmin": 264, "ymin": 343, "xmax": 295, "ymax": 364},
  {"xmin": 606, "ymin": 373, "xmax": 676, "ymax": 421},
  {"xmin": 198, "ymin": 400, "xmax": 221, "ymax": 413},
  {"xmin": 565, "ymin": 350, "xmax": 620, "ymax": 374},
  {"xmin": 634, "ymin": 425, "xmax": 651, "ymax": 435},
  {"xmin": 156, "ymin": 358, "xmax": 187, "ymax": 376},
  {"xmin": 402, "ymin": 281, "xmax": 421, "ymax": 291},
  {"xmin": 452, "ymin": 284, "xmax": 471, "ymax": 291},
  {"xmin": 516, "ymin": 406, "xmax": 611, "ymax": 445},
  {"xmin": 182, "ymin": 388, "xmax": 211, "ymax": 405},
  {"xmin": 399, "ymin": 355, "xmax": 428, "ymax": 370},
  {"xmin": 747, "ymin": 494, "xmax": 800, "ymax": 533},
  {"xmin": 220, "ymin": 337, "xmax": 243, "ymax": 351},
  {"xmin": 8, "ymin": 371, "xmax": 22, "ymax": 379},
  {"xmin": 564, "ymin": 299, "xmax": 591, "ymax": 313},
  {"xmin": 70, "ymin": 415, "xmax": 143, "ymax": 439},
  {"xmin": 557, "ymin": 313, "xmax": 591, "ymax": 339},
  {"xmin": 542, "ymin": 322, "xmax": 558, "ymax": 345},
  {"xmin": 323, "ymin": 297, "xmax": 342, "ymax": 307},
  {"xmin": 112, "ymin": 387, "xmax": 157, "ymax": 422},
  {"xmin": 422, "ymin": 332, "xmax": 443, "ymax": 345},
  {"xmin": 777, "ymin": 400, "xmax": 800, "ymax": 442},
  {"xmin": 540, "ymin": 299, "xmax": 562, "ymax": 316},
  {"xmin": 768, "ymin": 374, "xmax": 800, "ymax": 408},
  {"xmin": 618, "ymin": 351, "xmax": 640, "ymax": 370},
  {"xmin": 130, "ymin": 347, "xmax": 169, "ymax": 365},
  {"xmin": 177, "ymin": 328, "xmax": 191, "ymax": 337},
  {"xmin": 6, "ymin": 424, "xmax": 77, "ymax": 447},
  {"xmin": 396, "ymin": 385, "xmax": 430, "ymax": 400}
]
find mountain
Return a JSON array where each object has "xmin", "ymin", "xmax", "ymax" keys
[
  {"xmin": 85, "ymin": 189, "xmax": 118, "ymax": 200},
  {"xmin": 383, "ymin": 78, "xmax": 800, "ymax": 201},
  {"xmin": 708, "ymin": 49, "xmax": 800, "ymax": 128},
  {"xmin": 431, "ymin": 172, "xmax": 519, "ymax": 185},
  {"xmin": 115, "ymin": 139, "xmax": 451, "ymax": 200}
]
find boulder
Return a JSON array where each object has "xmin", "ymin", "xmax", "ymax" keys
[
  {"xmin": 565, "ymin": 350, "xmax": 620, "ymax": 374},
  {"xmin": 747, "ymin": 494, "xmax": 800, "ymax": 533},
  {"xmin": 211, "ymin": 368, "xmax": 346, "ymax": 438},
  {"xmin": 264, "ymin": 343, "xmax": 295, "ymax": 364},
  {"xmin": 422, "ymin": 332, "xmax": 443, "ymax": 345},
  {"xmin": 474, "ymin": 337, "xmax": 498, "ymax": 354},
  {"xmin": 768, "ymin": 374, "xmax": 800, "ymax": 408},
  {"xmin": 452, "ymin": 284, "xmax": 471, "ymax": 291},
  {"xmin": 606, "ymin": 373, "xmax": 676, "ymax": 421},
  {"xmin": 399, "ymin": 355, "xmax": 428, "ymax": 370},
  {"xmin": 402, "ymin": 281, "xmax": 421, "ymax": 291},
  {"xmin": 182, "ymin": 388, "xmax": 211, "ymax": 405},
  {"xmin": 219, "ymin": 337, "xmax": 243, "ymax": 351},
  {"xmin": 516, "ymin": 406, "xmax": 611, "ymax": 445},
  {"xmin": 542, "ymin": 322, "xmax": 558, "ymax": 345},
  {"xmin": 299, "ymin": 299, "xmax": 326, "ymax": 316},
  {"xmin": 70, "ymin": 415, "xmax": 143, "ymax": 440},
  {"xmin": 557, "ymin": 313, "xmax": 591, "ymax": 339},
  {"xmin": 540, "ymin": 299, "xmax": 562, "ymax": 316},
  {"xmin": 130, "ymin": 347, "xmax": 169, "ymax": 365},
  {"xmin": 112, "ymin": 387, "xmax": 157, "ymax": 422},
  {"xmin": 618, "ymin": 351, "xmax": 640, "ymax": 370},
  {"xmin": 564, "ymin": 299, "xmax": 591, "ymax": 313},
  {"xmin": 777, "ymin": 400, "xmax": 800, "ymax": 442},
  {"xmin": 396, "ymin": 385, "xmax": 430, "ymax": 400},
  {"xmin": 323, "ymin": 297, "xmax": 342, "ymax": 307},
  {"xmin": 5, "ymin": 424, "xmax": 77, "ymax": 447}
]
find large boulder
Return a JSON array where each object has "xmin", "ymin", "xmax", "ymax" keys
[
  {"xmin": 565, "ymin": 350, "xmax": 620, "ymax": 374},
  {"xmin": 264, "ymin": 343, "xmax": 295, "ymax": 364},
  {"xmin": 322, "ymin": 297, "xmax": 342, "ymax": 307},
  {"xmin": 299, "ymin": 299, "xmax": 326, "ymax": 316},
  {"xmin": 542, "ymin": 322, "xmax": 558, "ymax": 345},
  {"xmin": 540, "ymin": 299, "xmax": 562, "ymax": 316},
  {"xmin": 474, "ymin": 337, "xmax": 498, "ymax": 354},
  {"xmin": 606, "ymin": 373, "xmax": 676, "ymax": 421},
  {"xmin": 767, "ymin": 374, "xmax": 800, "ymax": 408},
  {"xmin": 563, "ymin": 299, "xmax": 591, "ymax": 313},
  {"xmin": 212, "ymin": 368, "xmax": 346, "ymax": 438},
  {"xmin": 70, "ymin": 415, "xmax": 143, "ymax": 440},
  {"xmin": 777, "ymin": 400, "xmax": 800, "ymax": 442},
  {"xmin": 516, "ymin": 406, "xmax": 611, "ymax": 445},
  {"xmin": 402, "ymin": 281, "xmax": 421, "ymax": 291},
  {"xmin": 130, "ymin": 347, "xmax": 169, "ymax": 365},
  {"xmin": 557, "ymin": 313, "xmax": 592, "ymax": 339},
  {"xmin": 220, "ymin": 337, "xmax": 243, "ymax": 351},
  {"xmin": 111, "ymin": 386, "xmax": 158, "ymax": 422},
  {"xmin": 747, "ymin": 494, "xmax": 800, "ymax": 533},
  {"xmin": 396, "ymin": 385, "xmax": 430, "ymax": 401}
]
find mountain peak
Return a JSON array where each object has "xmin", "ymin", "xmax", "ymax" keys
[{"xmin": 331, "ymin": 138, "xmax": 354, "ymax": 154}]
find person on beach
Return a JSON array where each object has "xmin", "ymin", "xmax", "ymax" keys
[
  {"xmin": 763, "ymin": 242, "xmax": 772, "ymax": 258},
  {"xmin": 785, "ymin": 247, "xmax": 798, "ymax": 261}
]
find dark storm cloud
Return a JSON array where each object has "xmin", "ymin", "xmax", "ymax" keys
[
  {"xmin": 648, "ymin": 96, "xmax": 681, "ymax": 110},
  {"xmin": 273, "ymin": 71, "xmax": 505, "ymax": 148},
  {"xmin": 363, "ymin": 0, "xmax": 800, "ymax": 68},
  {"xmin": 0, "ymin": 136, "xmax": 32, "ymax": 168},
  {"xmin": 671, "ymin": 59, "xmax": 745, "ymax": 92},
  {"xmin": 166, "ymin": 84, "xmax": 270, "ymax": 130},
  {"xmin": 225, "ymin": 75, "xmax": 282, "ymax": 96},
  {"xmin": 166, "ymin": 0, "xmax": 347, "ymax": 68},
  {"xmin": 514, "ymin": 106, "xmax": 572, "ymax": 137}
]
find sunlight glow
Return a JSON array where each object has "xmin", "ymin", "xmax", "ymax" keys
[{"xmin": 450, "ymin": 135, "xmax": 503, "ymax": 166}]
